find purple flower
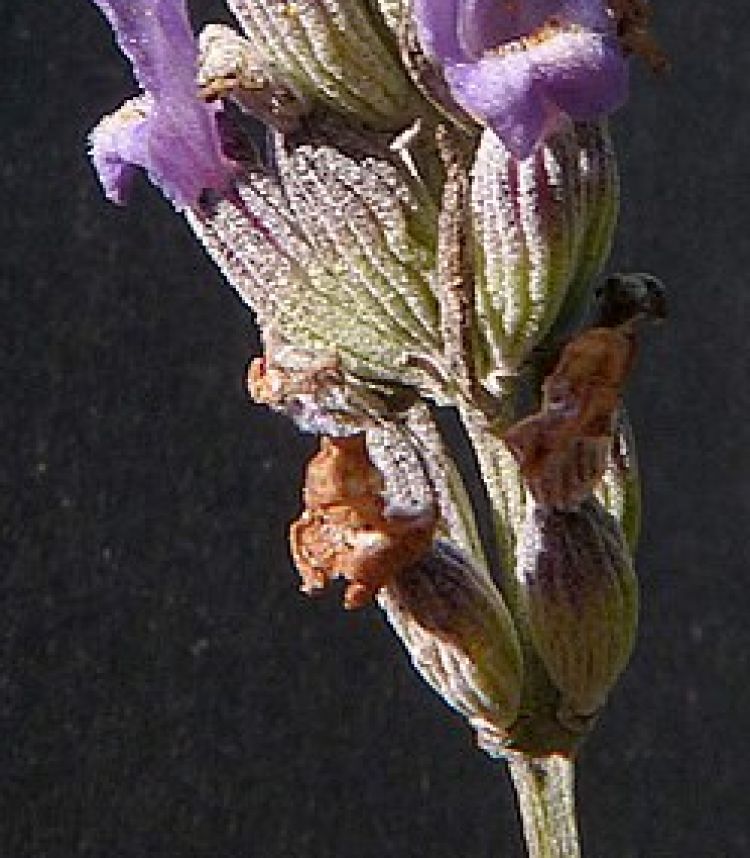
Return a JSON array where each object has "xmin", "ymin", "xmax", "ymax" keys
[
  {"xmin": 413, "ymin": 0, "xmax": 628, "ymax": 158},
  {"xmin": 89, "ymin": 0, "xmax": 235, "ymax": 209}
]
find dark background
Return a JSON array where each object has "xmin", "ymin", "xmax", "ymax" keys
[{"xmin": 3, "ymin": 2, "xmax": 749, "ymax": 856}]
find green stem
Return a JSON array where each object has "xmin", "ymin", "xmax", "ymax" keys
[
  {"xmin": 507, "ymin": 755, "xmax": 580, "ymax": 858},
  {"xmin": 456, "ymin": 399, "xmax": 523, "ymax": 594}
]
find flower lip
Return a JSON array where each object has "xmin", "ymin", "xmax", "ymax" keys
[
  {"xmin": 413, "ymin": 0, "xmax": 628, "ymax": 158},
  {"xmin": 89, "ymin": 0, "xmax": 235, "ymax": 209}
]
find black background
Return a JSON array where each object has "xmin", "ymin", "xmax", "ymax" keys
[{"xmin": 3, "ymin": 2, "xmax": 749, "ymax": 856}]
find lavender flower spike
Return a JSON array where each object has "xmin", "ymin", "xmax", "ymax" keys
[
  {"xmin": 89, "ymin": 0, "xmax": 234, "ymax": 209},
  {"xmin": 413, "ymin": 0, "xmax": 629, "ymax": 158}
]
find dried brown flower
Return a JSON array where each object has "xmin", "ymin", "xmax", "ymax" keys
[
  {"xmin": 503, "ymin": 323, "xmax": 637, "ymax": 509},
  {"xmin": 289, "ymin": 435, "xmax": 437, "ymax": 609}
]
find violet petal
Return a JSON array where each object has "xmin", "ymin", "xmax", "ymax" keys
[
  {"xmin": 535, "ymin": 32, "xmax": 629, "ymax": 122},
  {"xmin": 457, "ymin": 0, "xmax": 529, "ymax": 58},
  {"xmin": 453, "ymin": 0, "xmax": 616, "ymax": 59},
  {"xmin": 89, "ymin": 0, "xmax": 234, "ymax": 209},
  {"xmin": 445, "ymin": 55, "xmax": 551, "ymax": 159},
  {"xmin": 89, "ymin": 106, "xmax": 150, "ymax": 205},
  {"xmin": 445, "ymin": 28, "xmax": 627, "ymax": 158},
  {"xmin": 92, "ymin": 0, "xmax": 196, "ymax": 97},
  {"xmin": 412, "ymin": 0, "xmax": 463, "ymax": 63},
  {"xmin": 412, "ymin": 0, "xmax": 626, "ymax": 156}
]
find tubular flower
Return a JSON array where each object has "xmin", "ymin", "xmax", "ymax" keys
[
  {"xmin": 89, "ymin": 0, "xmax": 235, "ymax": 208},
  {"xmin": 412, "ymin": 0, "xmax": 629, "ymax": 158}
]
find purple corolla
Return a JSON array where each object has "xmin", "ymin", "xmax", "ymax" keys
[
  {"xmin": 89, "ymin": 0, "xmax": 235, "ymax": 209},
  {"xmin": 413, "ymin": 0, "xmax": 628, "ymax": 158}
]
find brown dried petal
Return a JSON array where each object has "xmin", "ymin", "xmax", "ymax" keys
[
  {"xmin": 289, "ymin": 435, "xmax": 436, "ymax": 608},
  {"xmin": 503, "ymin": 324, "xmax": 636, "ymax": 509},
  {"xmin": 607, "ymin": 0, "xmax": 670, "ymax": 73}
]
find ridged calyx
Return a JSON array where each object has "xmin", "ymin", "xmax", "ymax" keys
[
  {"xmin": 380, "ymin": 540, "xmax": 523, "ymax": 751},
  {"xmin": 225, "ymin": 0, "xmax": 423, "ymax": 129},
  {"xmin": 472, "ymin": 121, "xmax": 619, "ymax": 381},
  {"xmin": 516, "ymin": 498, "xmax": 638, "ymax": 734}
]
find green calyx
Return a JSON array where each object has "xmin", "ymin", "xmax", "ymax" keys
[
  {"xmin": 515, "ymin": 500, "xmax": 638, "ymax": 740},
  {"xmin": 471, "ymin": 122, "xmax": 619, "ymax": 382},
  {"xmin": 225, "ymin": 0, "xmax": 425, "ymax": 129}
]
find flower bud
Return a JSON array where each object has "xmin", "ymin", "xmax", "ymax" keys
[
  {"xmin": 516, "ymin": 498, "xmax": 637, "ymax": 731},
  {"xmin": 380, "ymin": 540, "xmax": 523, "ymax": 751},
  {"xmin": 225, "ymin": 0, "xmax": 420, "ymax": 129},
  {"xmin": 268, "ymin": 117, "xmax": 445, "ymax": 387},
  {"xmin": 471, "ymin": 121, "xmax": 619, "ymax": 379}
]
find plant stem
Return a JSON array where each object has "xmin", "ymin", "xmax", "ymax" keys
[{"xmin": 507, "ymin": 754, "xmax": 581, "ymax": 858}]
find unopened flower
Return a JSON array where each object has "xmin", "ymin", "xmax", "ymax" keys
[
  {"xmin": 470, "ymin": 120, "xmax": 619, "ymax": 376},
  {"xmin": 225, "ymin": 0, "xmax": 420, "ymax": 127},
  {"xmin": 380, "ymin": 540, "xmax": 523, "ymax": 751},
  {"xmin": 88, "ymin": 0, "xmax": 235, "ymax": 208},
  {"xmin": 515, "ymin": 498, "xmax": 638, "ymax": 732},
  {"xmin": 412, "ymin": 0, "xmax": 629, "ymax": 158}
]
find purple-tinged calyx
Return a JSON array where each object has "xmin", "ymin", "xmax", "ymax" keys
[
  {"xmin": 379, "ymin": 539, "xmax": 523, "ymax": 754},
  {"xmin": 412, "ymin": 0, "xmax": 629, "ymax": 158},
  {"xmin": 515, "ymin": 498, "xmax": 637, "ymax": 736},
  {"xmin": 88, "ymin": 0, "xmax": 235, "ymax": 209}
]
